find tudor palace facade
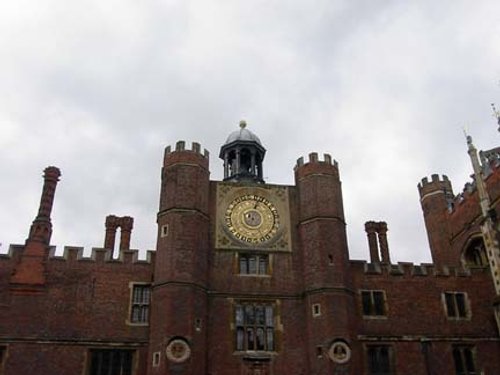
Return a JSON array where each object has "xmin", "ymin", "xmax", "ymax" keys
[{"xmin": 0, "ymin": 122, "xmax": 499, "ymax": 375}]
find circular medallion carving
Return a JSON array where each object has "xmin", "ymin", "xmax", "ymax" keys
[
  {"xmin": 224, "ymin": 194, "xmax": 280, "ymax": 244},
  {"xmin": 166, "ymin": 339, "xmax": 191, "ymax": 363},
  {"xmin": 328, "ymin": 341, "xmax": 351, "ymax": 364}
]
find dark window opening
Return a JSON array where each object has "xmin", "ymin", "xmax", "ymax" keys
[
  {"xmin": 239, "ymin": 254, "xmax": 269, "ymax": 275},
  {"xmin": 316, "ymin": 346, "xmax": 323, "ymax": 357},
  {"xmin": 89, "ymin": 349, "xmax": 134, "ymax": 375},
  {"xmin": 367, "ymin": 346, "xmax": 393, "ymax": 375},
  {"xmin": 0, "ymin": 346, "xmax": 5, "ymax": 368},
  {"xmin": 235, "ymin": 303, "xmax": 274, "ymax": 352},
  {"xmin": 464, "ymin": 238, "xmax": 487, "ymax": 267},
  {"xmin": 361, "ymin": 290, "xmax": 387, "ymax": 317},
  {"xmin": 239, "ymin": 148, "xmax": 252, "ymax": 174},
  {"xmin": 444, "ymin": 292, "xmax": 469, "ymax": 319},
  {"xmin": 312, "ymin": 304, "xmax": 321, "ymax": 316},
  {"xmin": 453, "ymin": 346, "xmax": 478, "ymax": 375},
  {"xmin": 130, "ymin": 284, "xmax": 151, "ymax": 323}
]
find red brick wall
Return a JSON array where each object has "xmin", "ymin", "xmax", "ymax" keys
[{"xmin": 0, "ymin": 248, "xmax": 153, "ymax": 375}]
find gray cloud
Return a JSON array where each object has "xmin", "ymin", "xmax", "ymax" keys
[{"xmin": 1, "ymin": 0, "xmax": 499, "ymax": 263}]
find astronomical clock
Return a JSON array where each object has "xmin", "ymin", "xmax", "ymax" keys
[{"xmin": 215, "ymin": 183, "xmax": 292, "ymax": 252}]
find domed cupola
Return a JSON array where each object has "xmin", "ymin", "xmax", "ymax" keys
[{"xmin": 219, "ymin": 120, "xmax": 266, "ymax": 183}]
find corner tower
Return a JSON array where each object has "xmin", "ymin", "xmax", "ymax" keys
[
  {"xmin": 294, "ymin": 153, "xmax": 357, "ymax": 374},
  {"xmin": 219, "ymin": 120, "xmax": 266, "ymax": 183},
  {"xmin": 149, "ymin": 141, "xmax": 210, "ymax": 375},
  {"xmin": 418, "ymin": 174, "xmax": 454, "ymax": 266}
]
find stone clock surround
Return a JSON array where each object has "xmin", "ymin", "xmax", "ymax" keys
[{"xmin": 215, "ymin": 183, "xmax": 292, "ymax": 252}]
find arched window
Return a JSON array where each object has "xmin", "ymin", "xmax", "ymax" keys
[{"xmin": 463, "ymin": 237, "xmax": 488, "ymax": 267}]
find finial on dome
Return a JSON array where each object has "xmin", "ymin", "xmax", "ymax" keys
[{"xmin": 239, "ymin": 120, "xmax": 247, "ymax": 129}]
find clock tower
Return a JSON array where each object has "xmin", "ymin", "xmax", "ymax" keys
[{"xmin": 215, "ymin": 123, "xmax": 292, "ymax": 252}]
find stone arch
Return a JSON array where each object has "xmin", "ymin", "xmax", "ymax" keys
[{"xmin": 462, "ymin": 235, "xmax": 488, "ymax": 267}]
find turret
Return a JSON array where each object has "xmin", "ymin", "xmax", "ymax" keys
[
  {"xmin": 418, "ymin": 174, "xmax": 455, "ymax": 266},
  {"xmin": 295, "ymin": 153, "xmax": 349, "ymax": 286},
  {"xmin": 10, "ymin": 166, "xmax": 61, "ymax": 288},
  {"xmin": 219, "ymin": 121, "xmax": 266, "ymax": 183},
  {"xmin": 294, "ymin": 153, "xmax": 356, "ymax": 374},
  {"xmin": 148, "ymin": 141, "xmax": 210, "ymax": 375}
]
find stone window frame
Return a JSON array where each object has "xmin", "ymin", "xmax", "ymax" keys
[
  {"xmin": 236, "ymin": 252, "xmax": 272, "ymax": 277},
  {"xmin": 312, "ymin": 303, "xmax": 321, "ymax": 317},
  {"xmin": 452, "ymin": 345, "xmax": 478, "ymax": 375},
  {"xmin": 230, "ymin": 299, "xmax": 282, "ymax": 354},
  {"xmin": 360, "ymin": 290, "xmax": 388, "ymax": 319},
  {"xmin": 160, "ymin": 224, "xmax": 169, "ymax": 238},
  {"xmin": 87, "ymin": 348, "xmax": 135, "ymax": 375},
  {"xmin": 365, "ymin": 344, "xmax": 395, "ymax": 375},
  {"xmin": 152, "ymin": 351, "xmax": 161, "ymax": 367},
  {"xmin": 126, "ymin": 282, "xmax": 151, "ymax": 326},
  {"xmin": 442, "ymin": 291, "xmax": 471, "ymax": 320}
]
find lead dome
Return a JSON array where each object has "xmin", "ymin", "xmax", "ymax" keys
[{"xmin": 224, "ymin": 120, "xmax": 262, "ymax": 146}]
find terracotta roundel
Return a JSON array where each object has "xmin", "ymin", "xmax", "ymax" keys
[
  {"xmin": 328, "ymin": 341, "xmax": 351, "ymax": 364},
  {"xmin": 165, "ymin": 339, "xmax": 191, "ymax": 363}
]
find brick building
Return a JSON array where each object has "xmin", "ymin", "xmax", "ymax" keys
[{"xmin": 0, "ymin": 122, "xmax": 499, "ymax": 374}]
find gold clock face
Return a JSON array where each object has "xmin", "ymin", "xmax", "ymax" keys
[{"xmin": 224, "ymin": 194, "xmax": 280, "ymax": 244}]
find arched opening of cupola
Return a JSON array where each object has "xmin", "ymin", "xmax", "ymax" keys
[
  {"xmin": 220, "ymin": 121, "xmax": 266, "ymax": 183},
  {"xmin": 239, "ymin": 148, "xmax": 252, "ymax": 175}
]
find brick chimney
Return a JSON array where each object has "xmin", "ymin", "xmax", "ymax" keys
[{"xmin": 11, "ymin": 166, "xmax": 61, "ymax": 289}]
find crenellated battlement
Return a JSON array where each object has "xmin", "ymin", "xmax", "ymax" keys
[
  {"xmin": 479, "ymin": 146, "xmax": 500, "ymax": 169},
  {"xmin": 418, "ymin": 174, "xmax": 453, "ymax": 200},
  {"xmin": 163, "ymin": 141, "xmax": 210, "ymax": 170},
  {"xmin": 450, "ymin": 157, "xmax": 500, "ymax": 211},
  {"xmin": 421, "ymin": 148, "xmax": 500, "ymax": 214},
  {"xmin": 294, "ymin": 152, "xmax": 338, "ymax": 170},
  {"xmin": 0, "ymin": 244, "xmax": 24, "ymax": 260},
  {"xmin": 164, "ymin": 141, "xmax": 209, "ymax": 159},
  {"xmin": 350, "ymin": 260, "xmax": 480, "ymax": 278},
  {"xmin": 0, "ymin": 244, "xmax": 155, "ymax": 265},
  {"xmin": 449, "ymin": 182, "xmax": 477, "ymax": 211}
]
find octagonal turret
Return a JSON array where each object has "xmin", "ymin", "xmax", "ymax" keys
[{"xmin": 219, "ymin": 121, "xmax": 266, "ymax": 183}]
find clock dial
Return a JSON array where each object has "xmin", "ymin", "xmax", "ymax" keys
[
  {"xmin": 243, "ymin": 210, "xmax": 262, "ymax": 227},
  {"xmin": 225, "ymin": 194, "xmax": 280, "ymax": 244}
]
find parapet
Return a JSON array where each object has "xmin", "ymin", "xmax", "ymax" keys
[
  {"xmin": 0, "ymin": 245, "xmax": 155, "ymax": 265},
  {"xmin": 163, "ymin": 141, "xmax": 210, "ymax": 170},
  {"xmin": 457, "ymin": 155, "xmax": 500, "ymax": 199},
  {"xmin": 294, "ymin": 153, "xmax": 339, "ymax": 180},
  {"xmin": 0, "ymin": 245, "xmax": 24, "ymax": 260},
  {"xmin": 420, "ymin": 149, "xmax": 500, "ymax": 214},
  {"xmin": 48, "ymin": 246, "xmax": 155, "ymax": 264},
  {"xmin": 352, "ymin": 260, "xmax": 474, "ymax": 278},
  {"xmin": 295, "ymin": 152, "xmax": 338, "ymax": 169},
  {"xmin": 164, "ymin": 141, "xmax": 209, "ymax": 163},
  {"xmin": 418, "ymin": 174, "xmax": 453, "ymax": 200},
  {"xmin": 479, "ymin": 146, "xmax": 500, "ymax": 172}
]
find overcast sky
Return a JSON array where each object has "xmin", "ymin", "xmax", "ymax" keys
[{"xmin": 1, "ymin": 1, "xmax": 499, "ymax": 264}]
